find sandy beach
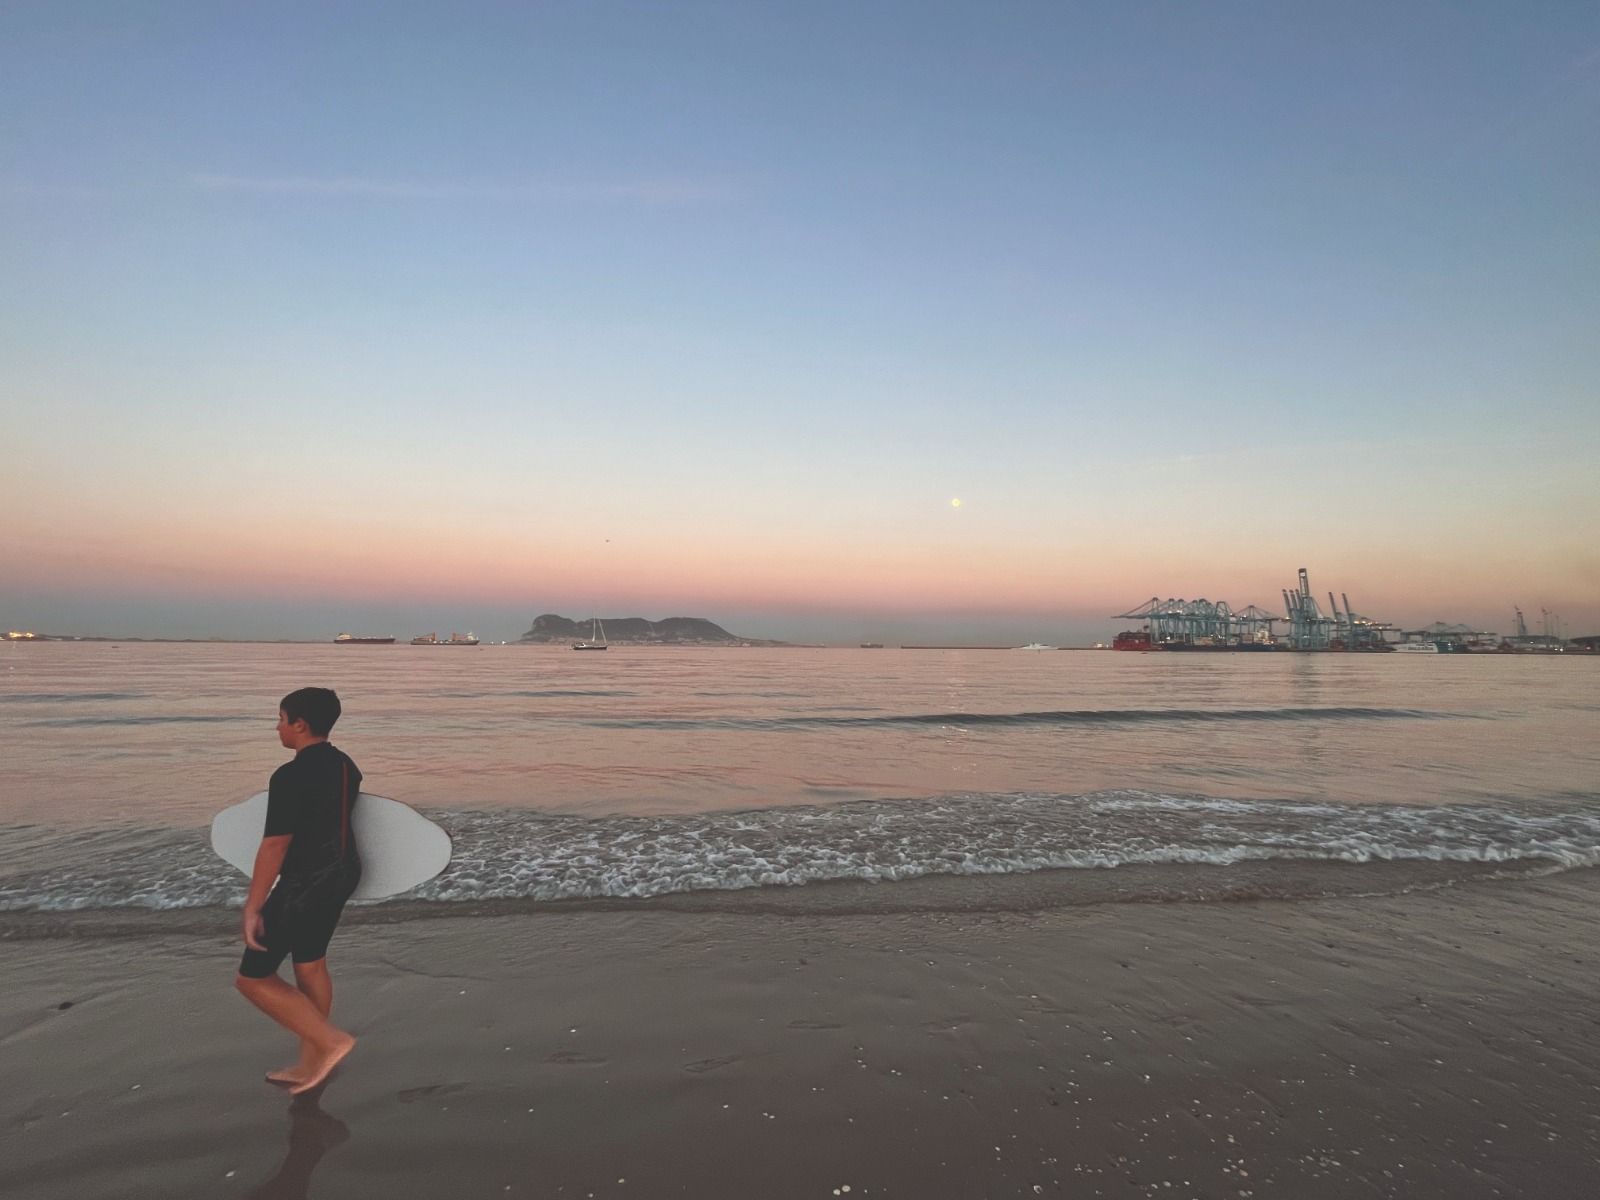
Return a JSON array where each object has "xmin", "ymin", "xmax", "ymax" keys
[{"xmin": 5, "ymin": 869, "xmax": 1598, "ymax": 1199}]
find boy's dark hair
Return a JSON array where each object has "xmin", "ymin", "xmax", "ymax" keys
[{"xmin": 280, "ymin": 687, "xmax": 342, "ymax": 737}]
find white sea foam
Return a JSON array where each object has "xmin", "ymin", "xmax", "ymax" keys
[{"xmin": 3, "ymin": 790, "xmax": 1596, "ymax": 913}]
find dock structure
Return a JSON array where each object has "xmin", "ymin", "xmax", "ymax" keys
[
  {"xmin": 1515, "ymin": 606, "xmax": 1561, "ymax": 648},
  {"xmin": 1503, "ymin": 606, "xmax": 1573, "ymax": 652},
  {"xmin": 1111, "ymin": 597, "xmax": 1283, "ymax": 649},
  {"xmin": 1397, "ymin": 622, "xmax": 1499, "ymax": 651},
  {"xmin": 1280, "ymin": 567, "xmax": 1393, "ymax": 650},
  {"xmin": 1112, "ymin": 567, "xmax": 1396, "ymax": 651}
]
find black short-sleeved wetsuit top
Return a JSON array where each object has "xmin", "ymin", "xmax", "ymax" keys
[{"xmin": 238, "ymin": 741, "xmax": 364, "ymax": 978}]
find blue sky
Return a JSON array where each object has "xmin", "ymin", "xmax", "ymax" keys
[{"xmin": 3, "ymin": 2, "xmax": 1597, "ymax": 642}]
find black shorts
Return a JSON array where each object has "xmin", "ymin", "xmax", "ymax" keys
[{"xmin": 238, "ymin": 877, "xmax": 358, "ymax": 979}]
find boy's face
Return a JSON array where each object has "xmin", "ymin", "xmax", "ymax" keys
[{"xmin": 276, "ymin": 708, "xmax": 308, "ymax": 748}]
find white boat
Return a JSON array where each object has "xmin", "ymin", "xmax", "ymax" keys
[
  {"xmin": 1392, "ymin": 641, "xmax": 1439, "ymax": 653},
  {"xmin": 573, "ymin": 618, "xmax": 608, "ymax": 651},
  {"xmin": 1016, "ymin": 642, "xmax": 1057, "ymax": 651}
]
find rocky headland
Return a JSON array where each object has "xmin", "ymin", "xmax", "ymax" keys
[{"xmin": 518, "ymin": 614, "xmax": 780, "ymax": 645}]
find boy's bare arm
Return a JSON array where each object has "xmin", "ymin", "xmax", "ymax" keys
[{"xmin": 242, "ymin": 834, "xmax": 292, "ymax": 950}]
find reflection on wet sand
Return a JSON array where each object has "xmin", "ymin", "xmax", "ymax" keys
[{"xmin": 246, "ymin": 1091, "xmax": 349, "ymax": 1200}]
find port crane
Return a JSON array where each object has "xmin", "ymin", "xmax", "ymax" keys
[
  {"xmin": 1281, "ymin": 567, "xmax": 1392, "ymax": 650},
  {"xmin": 1507, "ymin": 605, "xmax": 1566, "ymax": 651},
  {"xmin": 1111, "ymin": 597, "xmax": 1281, "ymax": 647},
  {"xmin": 1114, "ymin": 567, "xmax": 1395, "ymax": 650}
]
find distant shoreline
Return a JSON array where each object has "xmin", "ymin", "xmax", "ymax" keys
[
  {"xmin": 1, "ymin": 639, "xmax": 869, "ymax": 650},
  {"xmin": 4, "ymin": 636, "xmax": 319, "ymax": 644},
  {"xmin": 5, "ymin": 636, "xmax": 1112, "ymax": 650}
]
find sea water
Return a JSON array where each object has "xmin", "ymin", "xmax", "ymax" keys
[{"xmin": 1, "ymin": 642, "xmax": 1596, "ymax": 919}]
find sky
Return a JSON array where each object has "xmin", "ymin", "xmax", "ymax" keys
[{"xmin": 3, "ymin": 1, "xmax": 1597, "ymax": 644}]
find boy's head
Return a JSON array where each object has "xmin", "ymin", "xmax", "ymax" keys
[{"xmin": 278, "ymin": 687, "xmax": 342, "ymax": 745}]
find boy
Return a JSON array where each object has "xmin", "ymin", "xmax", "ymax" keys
[{"xmin": 235, "ymin": 686, "xmax": 362, "ymax": 1095}]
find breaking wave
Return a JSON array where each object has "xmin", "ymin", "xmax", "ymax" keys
[
  {"xmin": 598, "ymin": 706, "xmax": 1451, "ymax": 731},
  {"xmin": 2, "ymin": 789, "xmax": 1596, "ymax": 915}
]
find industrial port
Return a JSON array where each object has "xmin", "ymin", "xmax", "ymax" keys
[{"xmin": 1112, "ymin": 568, "xmax": 1593, "ymax": 653}]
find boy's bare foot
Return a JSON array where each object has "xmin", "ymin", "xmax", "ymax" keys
[
  {"xmin": 289, "ymin": 1034, "xmax": 355, "ymax": 1095},
  {"xmin": 267, "ymin": 1044, "xmax": 316, "ymax": 1084}
]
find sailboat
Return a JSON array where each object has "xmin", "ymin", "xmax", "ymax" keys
[{"xmin": 573, "ymin": 617, "xmax": 608, "ymax": 651}]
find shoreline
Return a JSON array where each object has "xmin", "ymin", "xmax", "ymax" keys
[
  {"xmin": 6, "ymin": 869, "xmax": 1599, "ymax": 1198},
  {"xmin": 1, "ymin": 857, "xmax": 1576, "ymax": 939},
  {"xmin": 10, "ymin": 638, "xmax": 1596, "ymax": 655}
]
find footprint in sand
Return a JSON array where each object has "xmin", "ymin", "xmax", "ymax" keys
[
  {"xmin": 544, "ymin": 1050, "xmax": 608, "ymax": 1066},
  {"xmin": 397, "ymin": 1083, "xmax": 468, "ymax": 1104},
  {"xmin": 682, "ymin": 1054, "xmax": 741, "ymax": 1074}
]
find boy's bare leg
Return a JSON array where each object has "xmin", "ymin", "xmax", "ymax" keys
[
  {"xmin": 295, "ymin": 959, "xmax": 333, "ymax": 1016},
  {"xmin": 265, "ymin": 960, "xmax": 335, "ymax": 1084},
  {"xmin": 236, "ymin": 972, "xmax": 355, "ymax": 1093}
]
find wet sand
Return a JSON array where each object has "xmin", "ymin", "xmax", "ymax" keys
[{"xmin": 5, "ymin": 872, "xmax": 1599, "ymax": 1199}]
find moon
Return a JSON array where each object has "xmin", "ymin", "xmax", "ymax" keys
[{"xmin": 950, "ymin": 497, "xmax": 962, "ymax": 508}]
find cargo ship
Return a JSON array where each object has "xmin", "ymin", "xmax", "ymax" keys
[
  {"xmin": 1162, "ymin": 638, "xmax": 1286, "ymax": 652},
  {"xmin": 411, "ymin": 633, "xmax": 480, "ymax": 646},
  {"xmin": 1113, "ymin": 628, "xmax": 1287, "ymax": 651},
  {"xmin": 334, "ymin": 633, "xmax": 395, "ymax": 645}
]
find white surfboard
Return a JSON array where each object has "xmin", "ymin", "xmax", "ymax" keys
[{"xmin": 211, "ymin": 791, "xmax": 452, "ymax": 900}]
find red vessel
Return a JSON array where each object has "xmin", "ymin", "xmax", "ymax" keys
[{"xmin": 1113, "ymin": 629, "xmax": 1153, "ymax": 651}]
